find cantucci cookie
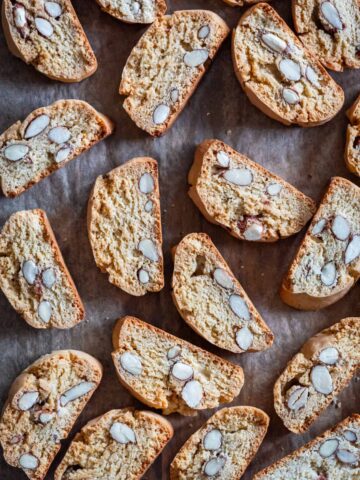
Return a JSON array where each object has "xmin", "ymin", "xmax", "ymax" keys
[
  {"xmin": 0, "ymin": 209, "xmax": 84, "ymax": 329},
  {"xmin": 95, "ymin": 0, "xmax": 167, "ymax": 24},
  {"xmin": 254, "ymin": 414, "xmax": 360, "ymax": 479},
  {"xmin": 188, "ymin": 139, "xmax": 316, "ymax": 242},
  {"xmin": 0, "ymin": 99, "xmax": 114, "ymax": 197},
  {"xmin": 223, "ymin": 0, "xmax": 270, "ymax": 7},
  {"xmin": 120, "ymin": 10, "xmax": 229, "ymax": 136},
  {"xmin": 0, "ymin": 350, "xmax": 102, "ymax": 480},
  {"xmin": 54, "ymin": 408, "xmax": 173, "ymax": 479},
  {"xmin": 280, "ymin": 177, "xmax": 360, "ymax": 310},
  {"xmin": 111, "ymin": 316, "xmax": 244, "ymax": 416},
  {"xmin": 87, "ymin": 157, "xmax": 164, "ymax": 296},
  {"xmin": 170, "ymin": 406, "xmax": 269, "ymax": 479},
  {"xmin": 232, "ymin": 3, "xmax": 344, "ymax": 126},
  {"xmin": 2, "ymin": 0, "xmax": 97, "ymax": 81},
  {"xmin": 172, "ymin": 232, "xmax": 274, "ymax": 353},
  {"xmin": 345, "ymin": 93, "xmax": 360, "ymax": 177},
  {"xmin": 274, "ymin": 317, "xmax": 360, "ymax": 434},
  {"xmin": 292, "ymin": 0, "xmax": 360, "ymax": 72}
]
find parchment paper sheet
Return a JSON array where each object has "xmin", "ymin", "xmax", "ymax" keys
[{"xmin": 0, "ymin": 0, "xmax": 358, "ymax": 478}]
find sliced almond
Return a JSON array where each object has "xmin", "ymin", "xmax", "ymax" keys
[
  {"xmin": 181, "ymin": 380, "xmax": 203, "ymax": 408},
  {"xmin": 110, "ymin": 422, "xmax": 136, "ymax": 444},
  {"xmin": 266, "ymin": 183, "xmax": 282, "ymax": 196},
  {"xmin": 282, "ymin": 88, "xmax": 300, "ymax": 105},
  {"xmin": 319, "ymin": 438, "xmax": 339, "ymax": 458},
  {"xmin": 336, "ymin": 449, "xmax": 358, "ymax": 464},
  {"xmin": 311, "ymin": 365, "xmax": 333, "ymax": 395},
  {"xmin": 345, "ymin": 235, "xmax": 360, "ymax": 264},
  {"xmin": 138, "ymin": 268, "xmax": 149, "ymax": 284},
  {"xmin": 153, "ymin": 104, "xmax": 170, "ymax": 125},
  {"xmin": 132, "ymin": 1, "xmax": 140, "ymax": 14},
  {"xmin": 261, "ymin": 32, "xmax": 287, "ymax": 53},
  {"xmin": 39, "ymin": 412, "xmax": 55, "ymax": 424},
  {"xmin": 213, "ymin": 268, "xmax": 233, "ymax": 290},
  {"xmin": 235, "ymin": 327, "xmax": 253, "ymax": 351},
  {"xmin": 4, "ymin": 143, "xmax": 29, "ymax": 162},
  {"xmin": 22, "ymin": 260, "xmax": 39, "ymax": 285},
  {"xmin": 306, "ymin": 66, "xmax": 319, "ymax": 86},
  {"xmin": 331, "ymin": 215, "xmax": 350, "ymax": 241},
  {"xmin": 144, "ymin": 200, "xmax": 153, "ymax": 213},
  {"xmin": 203, "ymin": 429, "xmax": 222, "ymax": 451},
  {"xmin": 60, "ymin": 381, "xmax": 95, "ymax": 406},
  {"xmin": 38, "ymin": 300, "xmax": 52, "ymax": 323},
  {"xmin": 44, "ymin": 2, "xmax": 62, "ymax": 18},
  {"xmin": 35, "ymin": 17, "xmax": 53, "ymax": 37},
  {"xmin": 48, "ymin": 126, "xmax": 71, "ymax": 144},
  {"xmin": 204, "ymin": 456, "xmax": 226, "ymax": 477},
  {"xmin": 287, "ymin": 386, "xmax": 309, "ymax": 411},
  {"xmin": 139, "ymin": 173, "xmax": 154, "ymax": 194},
  {"xmin": 171, "ymin": 361, "xmax": 194, "ymax": 381},
  {"xmin": 184, "ymin": 49, "xmax": 209, "ymax": 67},
  {"xmin": 19, "ymin": 453, "xmax": 39, "ymax": 470},
  {"xmin": 14, "ymin": 4, "xmax": 27, "ymax": 28},
  {"xmin": 41, "ymin": 268, "xmax": 56, "ymax": 288},
  {"xmin": 312, "ymin": 218, "xmax": 327, "ymax": 236},
  {"xmin": 198, "ymin": 25, "xmax": 210, "ymax": 39},
  {"xmin": 320, "ymin": 262, "xmax": 336, "ymax": 286},
  {"xmin": 55, "ymin": 145, "xmax": 72, "ymax": 163},
  {"xmin": 229, "ymin": 294, "xmax": 250, "ymax": 321},
  {"xmin": 319, "ymin": 347, "xmax": 339, "ymax": 365},
  {"xmin": 24, "ymin": 114, "xmax": 50, "ymax": 139},
  {"xmin": 170, "ymin": 88, "xmax": 179, "ymax": 103},
  {"xmin": 223, "ymin": 168, "xmax": 252, "ymax": 186},
  {"xmin": 120, "ymin": 351, "xmax": 142, "ymax": 376},
  {"xmin": 18, "ymin": 391, "xmax": 39, "ymax": 411},
  {"xmin": 278, "ymin": 58, "xmax": 301, "ymax": 82},
  {"xmin": 343, "ymin": 430, "xmax": 357, "ymax": 442},
  {"xmin": 167, "ymin": 345, "xmax": 181, "ymax": 360},
  {"xmin": 244, "ymin": 222, "xmax": 263, "ymax": 241},
  {"xmin": 138, "ymin": 239, "xmax": 159, "ymax": 262},
  {"xmin": 216, "ymin": 151, "xmax": 230, "ymax": 168},
  {"xmin": 320, "ymin": 2, "xmax": 344, "ymax": 31}
]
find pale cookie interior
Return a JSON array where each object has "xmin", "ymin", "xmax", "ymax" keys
[{"xmin": 96, "ymin": 0, "xmax": 166, "ymax": 24}]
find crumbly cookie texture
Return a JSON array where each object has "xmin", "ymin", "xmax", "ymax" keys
[
  {"xmin": 0, "ymin": 209, "xmax": 84, "ymax": 329},
  {"xmin": 292, "ymin": 0, "xmax": 360, "ymax": 72},
  {"xmin": 280, "ymin": 177, "xmax": 360, "ymax": 310},
  {"xmin": 95, "ymin": 0, "xmax": 166, "ymax": 24},
  {"xmin": 54, "ymin": 408, "xmax": 173, "ymax": 480},
  {"xmin": 172, "ymin": 232, "xmax": 274, "ymax": 353},
  {"xmin": 223, "ymin": 0, "xmax": 270, "ymax": 7},
  {"xmin": 274, "ymin": 317, "xmax": 360, "ymax": 434},
  {"xmin": 88, "ymin": 157, "xmax": 164, "ymax": 296},
  {"xmin": 2, "ymin": 0, "xmax": 97, "ymax": 82},
  {"xmin": 0, "ymin": 99, "xmax": 113, "ymax": 197},
  {"xmin": 111, "ymin": 316, "xmax": 244, "ymax": 416},
  {"xmin": 120, "ymin": 10, "xmax": 229, "ymax": 136},
  {"xmin": 170, "ymin": 406, "xmax": 269, "ymax": 479},
  {"xmin": 232, "ymin": 3, "xmax": 344, "ymax": 126},
  {"xmin": 0, "ymin": 350, "xmax": 102, "ymax": 480},
  {"xmin": 254, "ymin": 414, "xmax": 360, "ymax": 479},
  {"xmin": 188, "ymin": 139, "xmax": 316, "ymax": 242},
  {"xmin": 345, "ymin": 93, "xmax": 360, "ymax": 177}
]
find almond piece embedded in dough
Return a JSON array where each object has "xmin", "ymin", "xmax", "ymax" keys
[
  {"xmin": 310, "ymin": 365, "xmax": 333, "ymax": 394},
  {"xmin": 120, "ymin": 351, "xmax": 142, "ymax": 376},
  {"xmin": 110, "ymin": 422, "xmax": 136, "ymax": 444}
]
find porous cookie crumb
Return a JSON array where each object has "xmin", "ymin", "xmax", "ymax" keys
[
  {"xmin": 111, "ymin": 316, "xmax": 244, "ymax": 415},
  {"xmin": 0, "ymin": 350, "xmax": 102, "ymax": 480},
  {"xmin": 95, "ymin": 0, "xmax": 166, "ymax": 24},
  {"xmin": 2, "ymin": 0, "xmax": 97, "ymax": 81},
  {"xmin": 172, "ymin": 232, "xmax": 274, "ymax": 353},
  {"xmin": 0, "ymin": 209, "xmax": 85, "ymax": 329},
  {"xmin": 274, "ymin": 317, "xmax": 360, "ymax": 433},
  {"xmin": 345, "ymin": 93, "xmax": 360, "ymax": 177},
  {"xmin": 55, "ymin": 408, "xmax": 173, "ymax": 479},
  {"xmin": 87, "ymin": 157, "xmax": 164, "ymax": 296}
]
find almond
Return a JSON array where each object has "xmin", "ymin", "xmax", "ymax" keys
[
  {"xmin": 287, "ymin": 386, "xmax": 309, "ymax": 410},
  {"xmin": 235, "ymin": 327, "xmax": 253, "ymax": 351},
  {"xmin": 282, "ymin": 88, "xmax": 300, "ymax": 105},
  {"xmin": 216, "ymin": 151, "xmax": 230, "ymax": 168},
  {"xmin": 261, "ymin": 32, "xmax": 287, "ymax": 53},
  {"xmin": 213, "ymin": 268, "xmax": 233, "ymax": 290},
  {"xmin": 244, "ymin": 222, "xmax": 263, "ymax": 241},
  {"xmin": 60, "ymin": 381, "xmax": 95, "ymax": 406},
  {"xmin": 39, "ymin": 412, "xmax": 55, "ymax": 424},
  {"xmin": 319, "ymin": 438, "xmax": 339, "ymax": 458},
  {"xmin": 4, "ymin": 143, "xmax": 29, "ymax": 162},
  {"xmin": 132, "ymin": 1, "xmax": 140, "ymax": 14},
  {"xmin": 120, "ymin": 351, "xmax": 142, "ymax": 376},
  {"xmin": 170, "ymin": 88, "xmax": 179, "ymax": 103},
  {"xmin": 203, "ymin": 429, "xmax": 222, "ymax": 451},
  {"xmin": 144, "ymin": 200, "xmax": 153, "ymax": 213},
  {"xmin": 319, "ymin": 347, "xmax": 339, "ymax": 365},
  {"xmin": 167, "ymin": 345, "xmax": 181, "ymax": 360},
  {"xmin": 110, "ymin": 422, "xmax": 136, "ymax": 444},
  {"xmin": 204, "ymin": 456, "xmax": 226, "ymax": 477},
  {"xmin": 266, "ymin": 183, "xmax": 282, "ymax": 196},
  {"xmin": 18, "ymin": 391, "xmax": 39, "ymax": 411},
  {"xmin": 345, "ymin": 235, "xmax": 360, "ymax": 264},
  {"xmin": 139, "ymin": 173, "xmax": 154, "ymax": 194},
  {"xmin": 311, "ymin": 365, "xmax": 333, "ymax": 394},
  {"xmin": 37, "ymin": 300, "xmax": 52, "ymax": 323},
  {"xmin": 331, "ymin": 215, "xmax": 350, "ymax": 241},
  {"xmin": 198, "ymin": 25, "xmax": 210, "ymax": 39},
  {"xmin": 312, "ymin": 218, "xmax": 327, "ymax": 236},
  {"xmin": 138, "ymin": 239, "xmax": 159, "ymax": 262},
  {"xmin": 48, "ymin": 126, "xmax": 71, "ymax": 144},
  {"xmin": 305, "ymin": 66, "xmax": 319, "ymax": 86},
  {"xmin": 171, "ymin": 361, "xmax": 194, "ymax": 381},
  {"xmin": 55, "ymin": 145, "xmax": 72, "ymax": 163},
  {"xmin": 181, "ymin": 380, "xmax": 203, "ymax": 408},
  {"xmin": 229, "ymin": 294, "xmax": 250, "ymax": 321},
  {"xmin": 343, "ymin": 430, "xmax": 357, "ymax": 442},
  {"xmin": 138, "ymin": 268, "xmax": 150, "ymax": 284},
  {"xmin": 14, "ymin": 4, "xmax": 27, "ymax": 28},
  {"xmin": 184, "ymin": 49, "xmax": 209, "ymax": 67},
  {"xmin": 278, "ymin": 58, "xmax": 301, "ymax": 82},
  {"xmin": 35, "ymin": 17, "xmax": 53, "ymax": 37},
  {"xmin": 320, "ymin": 2, "xmax": 344, "ymax": 31},
  {"xmin": 320, "ymin": 262, "xmax": 336, "ymax": 286},
  {"xmin": 44, "ymin": 1, "xmax": 62, "ymax": 18},
  {"xmin": 223, "ymin": 168, "xmax": 252, "ymax": 186},
  {"xmin": 22, "ymin": 260, "xmax": 39, "ymax": 285},
  {"xmin": 336, "ymin": 449, "xmax": 358, "ymax": 464},
  {"xmin": 41, "ymin": 268, "xmax": 56, "ymax": 288},
  {"xmin": 153, "ymin": 104, "xmax": 170, "ymax": 125},
  {"xmin": 19, "ymin": 453, "xmax": 39, "ymax": 470},
  {"xmin": 24, "ymin": 114, "xmax": 50, "ymax": 139}
]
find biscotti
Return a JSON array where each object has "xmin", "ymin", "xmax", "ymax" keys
[
  {"xmin": 223, "ymin": 0, "xmax": 270, "ymax": 7},
  {"xmin": 280, "ymin": 177, "xmax": 360, "ymax": 310},
  {"xmin": 55, "ymin": 408, "xmax": 173, "ymax": 479},
  {"xmin": 345, "ymin": 93, "xmax": 360, "ymax": 177},
  {"xmin": 95, "ymin": 0, "xmax": 166, "ymax": 24},
  {"xmin": 0, "ymin": 209, "xmax": 85, "ymax": 329},
  {"xmin": 170, "ymin": 406, "xmax": 269, "ymax": 479},
  {"xmin": 172, "ymin": 233, "xmax": 274, "ymax": 353},
  {"xmin": 188, "ymin": 139, "xmax": 316, "ymax": 242},
  {"xmin": 232, "ymin": 3, "xmax": 344, "ymax": 126},
  {"xmin": 0, "ymin": 350, "xmax": 102, "ymax": 480},
  {"xmin": 112, "ymin": 316, "xmax": 244, "ymax": 415},
  {"xmin": 2, "ymin": 0, "xmax": 97, "ymax": 82},
  {"xmin": 274, "ymin": 317, "xmax": 360, "ymax": 434},
  {"xmin": 88, "ymin": 157, "xmax": 164, "ymax": 296},
  {"xmin": 120, "ymin": 10, "xmax": 229, "ymax": 136},
  {"xmin": 0, "ymin": 99, "xmax": 113, "ymax": 197},
  {"xmin": 254, "ymin": 414, "xmax": 360, "ymax": 479},
  {"xmin": 292, "ymin": 0, "xmax": 360, "ymax": 72}
]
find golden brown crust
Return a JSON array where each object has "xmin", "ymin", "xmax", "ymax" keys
[{"xmin": 345, "ymin": 93, "xmax": 360, "ymax": 177}]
